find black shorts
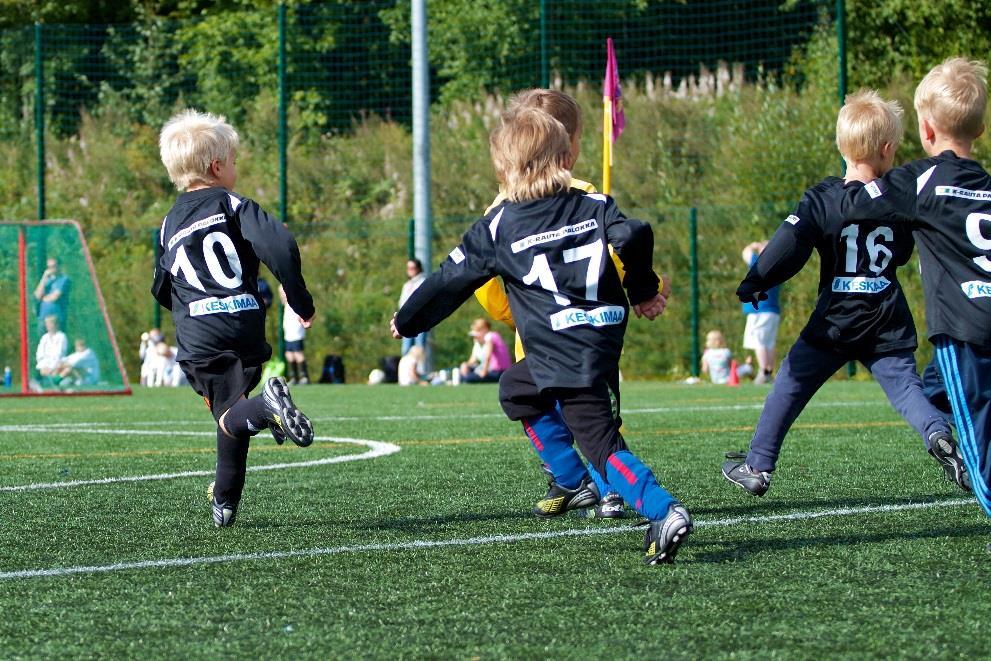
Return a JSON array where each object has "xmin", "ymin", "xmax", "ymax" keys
[
  {"xmin": 498, "ymin": 359, "xmax": 626, "ymax": 477},
  {"xmin": 180, "ymin": 352, "xmax": 264, "ymax": 422},
  {"xmin": 284, "ymin": 339, "xmax": 305, "ymax": 352}
]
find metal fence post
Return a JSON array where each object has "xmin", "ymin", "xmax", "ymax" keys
[
  {"xmin": 34, "ymin": 22, "xmax": 45, "ymax": 221},
  {"xmin": 278, "ymin": 2, "xmax": 288, "ymax": 224},
  {"xmin": 836, "ymin": 0, "xmax": 856, "ymax": 378},
  {"xmin": 690, "ymin": 207, "xmax": 700, "ymax": 377},
  {"xmin": 539, "ymin": 0, "xmax": 549, "ymax": 87}
]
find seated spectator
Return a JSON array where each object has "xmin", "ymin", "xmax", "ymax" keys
[
  {"xmin": 398, "ymin": 346, "xmax": 427, "ymax": 386},
  {"xmin": 36, "ymin": 315, "xmax": 68, "ymax": 379},
  {"xmin": 701, "ymin": 329, "xmax": 733, "ymax": 385},
  {"xmin": 139, "ymin": 328, "xmax": 165, "ymax": 386},
  {"xmin": 56, "ymin": 338, "xmax": 100, "ymax": 386},
  {"xmin": 459, "ymin": 318, "xmax": 511, "ymax": 384}
]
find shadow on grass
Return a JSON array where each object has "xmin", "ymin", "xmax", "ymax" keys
[{"xmin": 687, "ymin": 522, "xmax": 990, "ymax": 564}]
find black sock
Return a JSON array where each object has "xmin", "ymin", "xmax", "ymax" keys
[
  {"xmin": 214, "ymin": 427, "xmax": 250, "ymax": 505},
  {"xmin": 288, "ymin": 361, "xmax": 298, "ymax": 380},
  {"xmin": 299, "ymin": 360, "xmax": 308, "ymax": 381},
  {"xmin": 222, "ymin": 395, "xmax": 269, "ymax": 438}
]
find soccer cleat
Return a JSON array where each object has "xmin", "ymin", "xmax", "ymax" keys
[
  {"xmin": 532, "ymin": 477, "xmax": 599, "ymax": 518},
  {"xmin": 594, "ymin": 493, "xmax": 627, "ymax": 519},
  {"xmin": 262, "ymin": 376, "xmax": 314, "ymax": 447},
  {"xmin": 928, "ymin": 431, "xmax": 972, "ymax": 493},
  {"xmin": 643, "ymin": 504, "xmax": 693, "ymax": 565},
  {"xmin": 212, "ymin": 498, "xmax": 238, "ymax": 528},
  {"xmin": 722, "ymin": 459, "xmax": 771, "ymax": 497}
]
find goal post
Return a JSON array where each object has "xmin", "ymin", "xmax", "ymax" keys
[{"xmin": 1, "ymin": 220, "xmax": 131, "ymax": 397}]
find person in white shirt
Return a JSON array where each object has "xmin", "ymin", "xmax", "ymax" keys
[
  {"xmin": 398, "ymin": 259, "xmax": 428, "ymax": 358},
  {"xmin": 701, "ymin": 329, "xmax": 733, "ymax": 385},
  {"xmin": 280, "ymin": 285, "xmax": 309, "ymax": 384},
  {"xmin": 36, "ymin": 315, "xmax": 68, "ymax": 378},
  {"xmin": 56, "ymin": 338, "xmax": 101, "ymax": 386}
]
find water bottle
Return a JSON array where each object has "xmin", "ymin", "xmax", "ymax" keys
[{"xmin": 3, "ymin": 366, "xmax": 11, "ymax": 388}]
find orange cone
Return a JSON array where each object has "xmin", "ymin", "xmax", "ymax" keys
[{"xmin": 727, "ymin": 360, "xmax": 740, "ymax": 386}]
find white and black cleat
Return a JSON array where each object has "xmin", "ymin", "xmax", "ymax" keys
[
  {"xmin": 212, "ymin": 499, "xmax": 238, "ymax": 528},
  {"xmin": 262, "ymin": 376, "xmax": 314, "ymax": 447},
  {"xmin": 643, "ymin": 504, "xmax": 693, "ymax": 565}
]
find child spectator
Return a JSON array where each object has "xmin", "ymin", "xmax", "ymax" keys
[
  {"xmin": 279, "ymin": 284, "xmax": 309, "ymax": 384},
  {"xmin": 56, "ymin": 338, "xmax": 100, "ymax": 386},
  {"xmin": 459, "ymin": 318, "xmax": 511, "ymax": 383},
  {"xmin": 741, "ymin": 240, "xmax": 780, "ymax": 383},
  {"xmin": 152, "ymin": 109, "xmax": 316, "ymax": 528},
  {"xmin": 139, "ymin": 329, "xmax": 165, "ymax": 386},
  {"xmin": 36, "ymin": 315, "xmax": 68, "ymax": 380},
  {"xmin": 398, "ymin": 345, "xmax": 426, "ymax": 386},
  {"xmin": 846, "ymin": 59, "xmax": 991, "ymax": 520},
  {"xmin": 472, "ymin": 88, "xmax": 638, "ymax": 520},
  {"xmin": 393, "ymin": 104, "xmax": 689, "ymax": 564},
  {"xmin": 701, "ymin": 329, "xmax": 733, "ymax": 384},
  {"xmin": 725, "ymin": 89, "xmax": 968, "ymax": 497}
]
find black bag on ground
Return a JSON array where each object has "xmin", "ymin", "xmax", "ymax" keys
[
  {"xmin": 319, "ymin": 355, "xmax": 346, "ymax": 384},
  {"xmin": 380, "ymin": 356, "xmax": 401, "ymax": 384}
]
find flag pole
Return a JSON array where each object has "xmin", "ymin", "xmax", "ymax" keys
[{"xmin": 602, "ymin": 92, "xmax": 612, "ymax": 195}]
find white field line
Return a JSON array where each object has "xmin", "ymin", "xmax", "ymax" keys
[
  {"xmin": 5, "ymin": 399, "xmax": 882, "ymax": 428},
  {"xmin": 0, "ymin": 436, "xmax": 400, "ymax": 493},
  {"xmin": 0, "ymin": 498, "xmax": 974, "ymax": 581}
]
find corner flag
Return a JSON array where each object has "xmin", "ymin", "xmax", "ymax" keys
[{"xmin": 602, "ymin": 37, "xmax": 625, "ymax": 194}]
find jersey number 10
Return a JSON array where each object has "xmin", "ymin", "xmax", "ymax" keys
[{"xmin": 170, "ymin": 231, "xmax": 244, "ymax": 292}]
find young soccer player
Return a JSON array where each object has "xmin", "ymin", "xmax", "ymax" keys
[
  {"xmin": 844, "ymin": 59, "xmax": 991, "ymax": 520},
  {"xmin": 152, "ymin": 109, "xmax": 316, "ymax": 527},
  {"xmin": 724, "ymin": 89, "xmax": 970, "ymax": 496},
  {"xmin": 473, "ymin": 88, "xmax": 646, "ymax": 519},
  {"xmin": 392, "ymin": 105, "xmax": 691, "ymax": 564}
]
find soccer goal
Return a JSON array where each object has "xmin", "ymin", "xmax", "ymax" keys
[{"xmin": 0, "ymin": 221, "xmax": 130, "ymax": 396}]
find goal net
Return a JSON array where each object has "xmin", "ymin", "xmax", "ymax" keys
[{"xmin": 0, "ymin": 221, "xmax": 130, "ymax": 396}]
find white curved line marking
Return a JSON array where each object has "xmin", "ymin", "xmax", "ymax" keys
[
  {"xmin": 0, "ymin": 498, "xmax": 973, "ymax": 580},
  {"xmin": 0, "ymin": 436, "xmax": 400, "ymax": 493}
]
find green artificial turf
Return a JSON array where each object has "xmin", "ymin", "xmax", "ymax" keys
[{"xmin": 0, "ymin": 381, "xmax": 988, "ymax": 658}]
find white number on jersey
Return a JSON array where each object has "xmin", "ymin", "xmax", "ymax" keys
[
  {"xmin": 839, "ymin": 224, "xmax": 893, "ymax": 274},
  {"xmin": 169, "ymin": 230, "xmax": 244, "ymax": 292},
  {"xmin": 966, "ymin": 212, "xmax": 991, "ymax": 272},
  {"xmin": 522, "ymin": 239, "xmax": 604, "ymax": 306}
]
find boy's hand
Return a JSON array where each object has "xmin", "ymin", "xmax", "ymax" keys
[
  {"xmin": 299, "ymin": 314, "xmax": 314, "ymax": 329},
  {"xmin": 633, "ymin": 293, "xmax": 665, "ymax": 320},
  {"xmin": 390, "ymin": 312, "xmax": 402, "ymax": 339},
  {"xmin": 736, "ymin": 282, "xmax": 768, "ymax": 310}
]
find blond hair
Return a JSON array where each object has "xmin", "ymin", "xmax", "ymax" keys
[
  {"xmin": 159, "ymin": 109, "xmax": 239, "ymax": 190},
  {"xmin": 914, "ymin": 58, "xmax": 988, "ymax": 141},
  {"xmin": 490, "ymin": 107, "xmax": 572, "ymax": 203},
  {"xmin": 835, "ymin": 90, "xmax": 904, "ymax": 162},
  {"xmin": 507, "ymin": 89, "xmax": 583, "ymax": 140}
]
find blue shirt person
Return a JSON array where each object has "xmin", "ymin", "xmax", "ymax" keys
[{"xmin": 33, "ymin": 257, "xmax": 70, "ymax": 334}]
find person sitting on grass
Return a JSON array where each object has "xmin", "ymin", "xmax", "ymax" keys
[
  {"xmin": 35, "ymin": 315, "xmax": 68, "ymax": 383},
  {"xmin": 55, "ymin": 338, "xmax": 100, "ymax": 387},
  {"xmin": 392, "ymin": 104, "xmax": 690, "ymax": 565}
]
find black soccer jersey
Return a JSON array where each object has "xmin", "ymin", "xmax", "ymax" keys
[
  {"xmin": 151, "ymin": 187, "xmax": 314, "ymax": 363},
  {"xmin": 739, "ymin": 176, "xmax": 917, "ymax": 355},
  {"xmin": 848, "ymin": 151, "xmax": 991, "ymax": 349},
  {"xmin": 395, "ymin": 189, "xmax": 660, "ymax": 391}
]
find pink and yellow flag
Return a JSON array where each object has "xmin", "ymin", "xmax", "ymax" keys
[{"xmin": 602, "ymin": 37, "xmax": 625, "ymax": 194}]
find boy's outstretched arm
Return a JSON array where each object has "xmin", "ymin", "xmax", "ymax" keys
[
  {"xmin": 394, "ymin": 221, "xmax": 497, "ymax": 338},
  {"xmin": 603, "ymin": 203, "xmax": 661, "ymax": 306},
  {"xmin": 847, "ymin": 162, "xmax": 923, "ymax": 224},
  {"xmin": 736, "ymin": 195, "xmax": 820, "ymax": 308},
  {"xmin": 237, "ymin": 200, "xmax": 315, "ymax": 322},
  {"xmin": 736, "ymin": 224, "xmax": 814, "ymax": 308}
]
